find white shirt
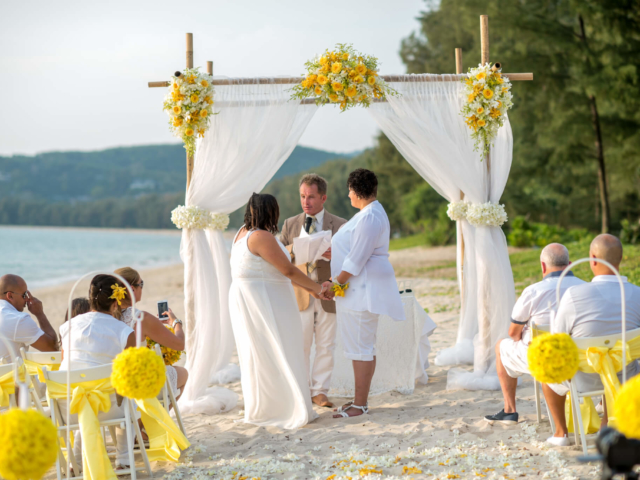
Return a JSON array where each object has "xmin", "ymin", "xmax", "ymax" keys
[
  {"xmin": 512, "ymin": 271, "xmax": 586, "ymax": 343},
  {"xmin": 299, "ymin": 208, "xmax": 325, "ymax": 236},
  {"xmin": 331, "ymin": 201, "xmax": 405, "ymax": 320},
  {"xmin": 0, "ymin": 299, "xmax": 44, "ymax": 362},
  {"xmin": 59, "ymin": 311, "xmax": 134, "ymax": 371},
  {"xmin": 553, "ymin": 275, "xmax": 640, "ymax": 337}
]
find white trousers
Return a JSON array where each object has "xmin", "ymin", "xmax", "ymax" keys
[{"xmin": 301, "ymin": 296, "xmax": 337, "ymax": 397}]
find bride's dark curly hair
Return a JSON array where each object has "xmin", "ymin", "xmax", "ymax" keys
[{"xmin": 244, "ymin": 193, "xmax": 280, "ymax": 234}]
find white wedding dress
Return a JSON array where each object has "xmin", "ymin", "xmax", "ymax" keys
[{"xmin": 229, "ymin": 228, "xmax": 317, "ymax": 429}]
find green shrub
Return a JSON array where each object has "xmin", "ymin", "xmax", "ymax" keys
[{"xmin": 507, "ymin": 216, "xmax": 591, "ymax": 248}]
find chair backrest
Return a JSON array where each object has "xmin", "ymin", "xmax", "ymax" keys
[
  {"xmin": 572, "ymin": 327, "xmax": 640, "ymax": 350},
  {"xmin": 41, "ymin": 364, "xmax": 113, "ymax": 384},
  {"xmin": 20, "ymin": 347, "xmax": 62, "ymax": 366},
  {"xmin": 0, "ymin": 363, "xmax": 15, "ymax": 377}
]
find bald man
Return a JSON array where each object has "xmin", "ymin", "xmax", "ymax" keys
[
  {"xmin": 0, "ymin": 274, "xmax": 58, "ymax": 361},
  {"xmin": 485, "ymin": 243, "xmax": 585, "ymax": 426},
  {"xmin": 543, "ymin": 234, "xmax": 640, "ymax": 446}
]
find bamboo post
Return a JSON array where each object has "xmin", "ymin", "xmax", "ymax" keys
[
  {"xmin": 455, "ymin": 48, "xmax": 463, "ymax": 76},
  {"xmin": 207, "ymin": 61, "xmax": 213, "ymax": 75},
  {"xmin": 186, "ymin": 33, "xmax": 194, "ymax": 189}
]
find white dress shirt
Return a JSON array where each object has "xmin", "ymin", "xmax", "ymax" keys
[
  {"xmin": 60, "ymin": 311, "xmax": 134, "ymax": 371},
  {"xmin": 553, "ymin": 275, "xmax": 640, "ymax": 337},
  {"xmin": 512, "ymin": 271, "xmax": 586, "ymax": 344},
  {"xmin": 331, "ymin": 201, "xmax": 405, "ymax": 321},
  {"xmin": 0, "ymin": 299, "xmax": 44, "ymax": 362},
  {"xmin": 299, "ymin": 208, "xmax": 325, "ymax": 236}
]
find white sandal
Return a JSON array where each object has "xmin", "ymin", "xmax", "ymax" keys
[{"xmin": 335, "ymin": 403, "xmax": 368, "ymax": 418}]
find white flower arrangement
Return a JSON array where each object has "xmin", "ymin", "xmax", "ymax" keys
[
  {"xmin": 291, "ymin": 44, "xmax": 397, "ymax": 111},
  {"xmin": 163, "ymin": 67, "xmax": 216, "ymax": 156},
  {"xmin": 446, "ymin": 201, "xmax": 508, "ymax": 227},
  {"xmin": 461, "ymin": 63, "xmax": 513, "ymax": 158},
  {"xmin": 170, "ymin": 205, "xmax": 230, "ymax": 231}
]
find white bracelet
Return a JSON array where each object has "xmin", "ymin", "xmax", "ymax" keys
[{"xmin": 319, "ymin": 284, "xmax": 326, "ymax": 295}]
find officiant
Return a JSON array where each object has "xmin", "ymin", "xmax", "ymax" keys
[{"xmin": 281, "ymin": 174, "xmax": 347, "ymax": 408}]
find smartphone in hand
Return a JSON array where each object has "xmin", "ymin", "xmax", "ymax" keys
[{"xmin": 157, "ymin": 300, "xmax": 169, "ymax": 320}]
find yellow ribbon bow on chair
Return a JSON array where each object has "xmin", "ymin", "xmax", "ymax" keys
[
  {"xmin": 46, "ymin": 378, "xmax": 117, "ymax": 480},
  {"xmin": 134, "ymin": 397, "xmax": 190, "ymax": 462},
  {"xmin": 0, "ymin": 370, "xmax": 16, "ymax": 408}
]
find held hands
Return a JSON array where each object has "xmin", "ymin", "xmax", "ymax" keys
[{"xmin": 319, "ymin": 281, "xmax": 335, "ymax": 301}]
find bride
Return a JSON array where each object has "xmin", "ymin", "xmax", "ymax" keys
[{"xmin": 230, "ymin": 193, "xmax": 328, "ymax": 429}]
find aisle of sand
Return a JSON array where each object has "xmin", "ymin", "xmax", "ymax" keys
[{"xmin": 34, "ymin": 246, "xmax": 596, "ymax": 480}]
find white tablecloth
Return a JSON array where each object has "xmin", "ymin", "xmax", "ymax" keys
[{"xmin": 327, "ymin": 292, "xmax": 436, "ymax": 397}]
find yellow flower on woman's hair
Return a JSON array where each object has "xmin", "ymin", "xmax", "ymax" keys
[
  {"xmin": 331, "ymin": 62, "xmax": 342, "ymax": 74},
  {"xmin": 190, "ymin": 94, "xmax": 199, "ymax": 103},
  {"xmin": 476, "ymin": 71, "xmax": 486, "ymax": 80},
  {"xmin": 613, "ymin": 374, "xmax": 640, "ymax": 439},
  {"xmin": 109, "ymin": 284, "xmax": 127, "ymax": 306},
  {"xmin": 345, "ymin": 86, "xmax": 357, "ymax": 97},
  {"xmin": 482, "ymin": 88, "xmax": 494, "ymax": 99},
  {"xmin": 528, "ymin": 333, "xmax": 579, "ymax": 383},
  {"xmin": 314, "ymin": 86, "xmax": 323, "ymax": 95},
  {"xmin": 112, "ymin": 346, "xmax": 165, "ymax": 399},
  {"xmin": 477, "ymin": 119, "xmax": 486, "ymax": 127},
  {"xmin": 0, "ymin": 409, "xmax": 57, "ymax": 480},
  {"xmin": 476, "ymin": 106, "xmax": 484, "ymax": 114},
  {"xmin": 317, "ymin": 74, "xmax": 329, "ymax": 85},
  {"xmin": 355, "ymin": 64, "xmax": 367, "ymax": 75},
  {"xmin": 332, "ymin": 82, "xmax": 344, "ymax": 92},
  {"xmin": 201, "ymin": 79, "xmax": 209, "ymax": 87},
  {"xmin": 172, "ymin": 105, "xmax": 181, "ymax": 114},
  {"xmin": 367, "ymin": 76, "xmax": 376, "ymax": 86},
  {"xmin": 185, "ymin": 127, "xmax": 194, "ymax": 137},
  {"xmin": 329, "ymin": 93, "xmax": 339, "ymax": 102}
]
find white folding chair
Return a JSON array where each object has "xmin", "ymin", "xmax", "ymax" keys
[
  {"xmin": 19, "ymin": 347, "xmax": 62, "ymax": 414},
  {"xmin": 529, "ymin": 321, "xmax": 555, "ymax": 431},
  {"xmin": 153, "ymin": 344, "xmax": 186, "ymax": 435},
  {"xmin": 42, "ymin": 364, "xmax": 152, "ymax": 480},
  {"xmin": 569, "ymin": 328, "xmax": 640, "ymax": 455},
  {"xmin": 0, "ymin": 363, "xmax": 18, "ymax": 410}
]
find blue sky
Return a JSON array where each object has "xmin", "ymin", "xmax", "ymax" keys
[{"xmin": 0, "ymin": 0, "xmax": 428, "ymax": 156}]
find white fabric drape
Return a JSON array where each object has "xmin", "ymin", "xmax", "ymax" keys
[
  {"xmin": 369, "ymin": 75, "xmax": 516, "ymax": 390},
  {"xmin": 179, "ymin": 79, "xmax": 317, "ymax": 414}
]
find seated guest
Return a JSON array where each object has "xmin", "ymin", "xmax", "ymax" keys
[
  {"xmin": 543, "ymin": 234, "xmax": 640, "ymax": 446},
  {"xmin": 0, "ymin": 274, "xmax": 58, "ymax": 362},
  {"xmin": 485, "ymin": 244, "xmax": 585, "ymax": 425},
  {"xmin": 59, "ymin": 274, "xmax": 135, "ymax": 469},
  {"xmin": 63, "ymin": 297, "xmax": 90, "ymax": 323},
  {"xmin": 114, "ymin": 267, "xmax": 188, "ymax": 398}
]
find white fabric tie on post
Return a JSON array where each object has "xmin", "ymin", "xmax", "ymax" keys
[
  {"xmin": 179, "ymin": 78, "xmax": 317, "ymax": 415},
  {"xmin": 369, "ymin": 74, "xmax": 516, "ymax": 390}
]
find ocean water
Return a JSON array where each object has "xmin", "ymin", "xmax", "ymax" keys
[{"xmin": 0, "ymin": 226, "xmax": 184, "ymax": 289}]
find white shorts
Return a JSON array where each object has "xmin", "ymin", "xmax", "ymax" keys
[
  {"xmin": 338, "ymin": 306, "xmax": 379, "ymax": 361},
  {"xmin": 499, "ymin": 338, "xmax": 530, "ymax": 378}
]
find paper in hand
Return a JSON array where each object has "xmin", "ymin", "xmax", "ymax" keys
[{"xmin": 292, "ymin": 230, "xmax": 332, "ymax": 265}]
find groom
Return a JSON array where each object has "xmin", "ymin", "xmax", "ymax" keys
[{"xmin": 281, "ymin": 174, "xmax": 346, "ymax": 408}]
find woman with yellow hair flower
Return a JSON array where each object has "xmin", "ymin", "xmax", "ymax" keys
[{"xmin": 58, "ymin": 274, "xmax": 138, "ymax": 469}]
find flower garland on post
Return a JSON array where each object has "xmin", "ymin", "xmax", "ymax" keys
[
  {"xmin": 461, "ymin": 63, "xmax": 513, "ymax": 158},
  {"xmin": 446, "ymin": 200, "xmax": 508, "ymax": 227},
  {"xmin": 170, "ymin": 205, "xmax": 230, "ymax": 231},
  {"xmin": 291, "ymin": 44, "xmax": 396, "ymax": 111},
  {"xmin": 163, "ymin": 67, "xmax": 215, "ymax": 156}
]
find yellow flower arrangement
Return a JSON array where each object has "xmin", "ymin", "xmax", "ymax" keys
[
  {"xmin": 111, "ymin": 346, "xmax": 166, "ymax": 399},
  {"xmin": 527, "ymin": 333, "xmax": 579, "ymax": 384},
  {"xmin": 613, "ymin": 374, "xmax": 640, "ymax": 439},
  {"xmin": 163, "ymin": 67, "xmax": 215, "ymax": 156},
  {"xmin": 109, "ymin": 284, "xmax": 127, "ymax": 306},
  {"xmin": 461, "ymin": 63, "xmax": 513, "ymax": 158},
  {"xmin": 331, "ymin": 283, "xmax": 349, "ymax": 297},
  {"xmin": 0, "ymin": 409, "xmax": 58, "ymax": 480},
  {"xmin": 291, "ymin": 44, "xmax": 396, "ymax": 111},
  {"xmin": 146, "ymin": 325, "xmax": 184, "ymax": 366}
]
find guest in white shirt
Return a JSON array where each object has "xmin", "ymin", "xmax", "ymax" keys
[
  {"xmin": 59, "ymin": 274, "xmax": 136, "ymax": 469},
  {"xmin": 326, "ymin": 169, "xmax": 405, "ymax": 419},
  {"xmin": 0, "ymin": 274, "xmax": 58, "ymax": 362},
  {"xmin": 543, "ymin": 234, "xmax": 640, "ymax": 446},
  {"xmin": 484, "ymin": 244, "xmax": 585, "ymax": 425}
]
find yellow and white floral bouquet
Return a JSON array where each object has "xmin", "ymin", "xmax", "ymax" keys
[
  {"xmin": 163, "ymin": 67, "xmax": 215, "ymax": 156},
  {"xmin": 461, "ymin": 63, "xmax": 513, "ymax": 157},
  {"xmin": 147, "ymin": 325, "xmax": 184, "ymax": 366},
  {"xmin": 291, "ymin": 44, "xmax": 396, "ymax": 111}
]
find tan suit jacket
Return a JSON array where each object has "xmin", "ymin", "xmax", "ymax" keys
[{"xmin": 280, "ymin": 211, "xmax": 347, "ymax": 314}]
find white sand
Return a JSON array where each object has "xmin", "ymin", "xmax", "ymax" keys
[{"xmin": 35, "ymin": 246, "xmax": 598, "ymax": 480}]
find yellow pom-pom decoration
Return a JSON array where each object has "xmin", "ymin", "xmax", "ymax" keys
[
  {"xmin": 527, "ymin": 333, "xmax": 579, "ymax": 384},
  {"xmin": 613, "ymin": 374, "xmax": 640, "ymax": 439},
  {"xmin": 111, "ymin": 347, "xmax": 166, "ymax": 399},
  {"xmin": 0, "ymin": 409, "xmax": 57, "ymax": 480},
  {"xmin": 146, "ymin": 325, "xmax": 184, "ymax": 366}
]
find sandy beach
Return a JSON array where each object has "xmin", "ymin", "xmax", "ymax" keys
[{"xmin": 34, "ymin": 245, "xmax": 597, "ymax": 480}]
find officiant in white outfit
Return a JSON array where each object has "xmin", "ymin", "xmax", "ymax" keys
[
  {"xmin": 325, "ymin": 168, "xmax": 405, "ymax": 419},
  {"xmin": 281, "ymin": 174, "xmax": 346, "ymax": 408}
]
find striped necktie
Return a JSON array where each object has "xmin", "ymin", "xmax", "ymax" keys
[{"xmin": 307, "ymin": 215, "xmax": 317, "ymax": 274}]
